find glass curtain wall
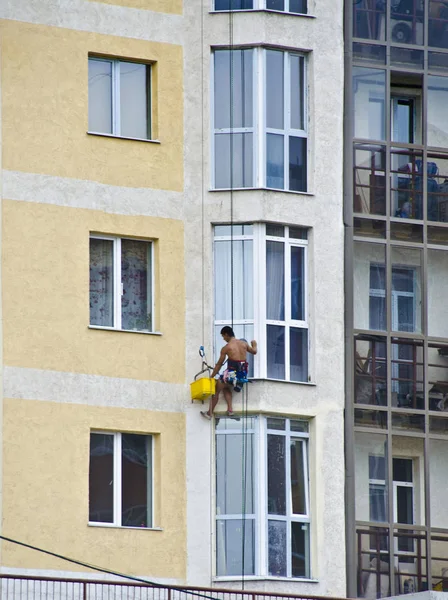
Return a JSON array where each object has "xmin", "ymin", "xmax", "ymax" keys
[{"xmin": 347, "ymin": 0, "xmax": 448, "ymax": 596}]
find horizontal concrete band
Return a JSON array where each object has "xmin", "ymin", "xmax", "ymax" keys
[
  {"xmin": 0, "ymin": 0, "xmax": 183, "ymax": 44},
  {"xmin": 2, "ymin": 170, "xmax": 184, "ymax": 220},
  {"xmin": 3, "ymin": 365, "xmax": 187, "ymax": 412}
]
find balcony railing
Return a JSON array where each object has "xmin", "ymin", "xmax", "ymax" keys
[{"xmin": 0, "ymin": 575, "xmax": 348, "ymax": 600}]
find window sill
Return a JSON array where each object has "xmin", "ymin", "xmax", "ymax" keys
[
  {"xmin": 88, "ymin": 325, "xmax": 162, "ymax": 336},
  {"xmin": 88, "ymin": 523, "xmax": 163, "ymax": 531},
  {"xmin": 213, "ymin": 576, "xmax": 318, "ymax": 583},
  {"xmin": 209, "ymin": 187, "xmax": 314, "ymax": 196},
  {"xmin": 250, "ymin": 377, "xmax": 316, "ymax": 386},
  {"xmin": 209, "ymin": 10, "xmax": 315, "ymax": 18},
  {"xmin": 87, "ymin": 131, "xmax": 160, "ymax": 144}
]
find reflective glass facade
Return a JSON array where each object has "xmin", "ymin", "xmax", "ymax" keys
[{"xmin": 346, "ymin": 1, "xmax": 448, "ymax": 596}]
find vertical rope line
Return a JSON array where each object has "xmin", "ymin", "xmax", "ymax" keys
[
  {"xmin": 201, "ymin": 0, "xmax": 206, "ymax": 347},
  {"xmin": 229, "ymin": 9, "xmax": 234, "ymax": 332}
]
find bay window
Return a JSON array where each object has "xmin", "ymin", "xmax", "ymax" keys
[
  {"xmin": 214, "ymin": 224, "xmax": 309, "ymax": 382},
  {"xmin": 216, "ymin": 416, "xmax": 310, "ymax": 578},
  {"xmin": 214, "ymin": 0, "xmax": 308, "ymax": 13},
  {"xmin": 213, "ymin": 48, "xmax": 308, "ymax": 192}
]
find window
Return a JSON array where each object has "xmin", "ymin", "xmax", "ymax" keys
[
  {"xmin": 213, "ymin": 49, "xmax": 307, "ymax": 191},
  {"xmin": 88, "ymin": 57, "xmax": 151, "ymax": 140},
  {"xmin": 214, "ymin": 224, "xmax": 309, "ymax": 382},
  {"xmin": 89, "ymin": 236, "xmax": 154, "ymax": 332},
  {"xmin": 216, "ymin": 416, "xmax": 310, "ymax": 578},
  {"xmin": 214, "ymin": 0, "xmax": 307, "ymax": 13},
  {"xmin": 89, "ymin": 432, "xmax": 153, "ymax": 527}
]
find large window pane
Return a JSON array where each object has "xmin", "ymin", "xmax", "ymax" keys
[
  {"xmin": 291, "ymin": 246, "xmax": 305, "ymax": 320},
  {"xmin": 355, "ymin": 336, "xmax": 387, "ymax": 406},
  {"xmin": 391, "ymin": 148, "xmax": 423, "ymax": 219},
  {"xmin": 120, "ymin": 62, "xmax": 149, "ymax": 140},
  {"xmin": 290, "ymin": 55, "xmax": 304, "ymax": 130},
  {"xmin": 215, "ymin": 0, "xmax": 253, "ymax": 8},
  {"xmin": 390, "ymin": 0, "xmax": 423, "ymax": 45},
  {"xmin": 266, "ymin": 0, "xmax": 285, "ymax": 9},
  {"xmin": 214, "ymin": 50, "xmax": 253, "ymax": 130},
  {"xmin": 354, "ymin": 144, "xmax": 386, "ymax": 215},
  {"xmin": 268, "ymin": 520, "xmax": 286, "ymax": 576},
  {"xmin": 289, "ymin": 137, "xmax": 307, "ymax": 192},
  {"xmin": 292, "ymin": 522, "xmax": 309, "ymax": 577},
  {"xmin": 266, "ymin": 241, "xmax": 285, "ymax": 320},
  {"xmin": 354, "ymin": 242, "xmax": 386, "ymax": 331},
  {"xmin": 214, "ymin": 239, "xmax": 253, "ymax": 321},
  {"xmin": 268, "ymin": 434, "xmax": 286, "ymax": 515},
  {"xmin": 90, "ymin": 238, "xmax": 114, "ymax": 327},
  {"xmin": 427, "ymin": 152, "xmax": 448, "ymax": 222},
  {"xmin": 266, "ymin": 51, "xmax": 284, "ymax": 130},
  {"xmin": 353, "ymin": 68, "xmax": 386, "ymax": 141},
  {"xmin": 267, "ymin": 133, "xmax": 285, "ymax": 189},
  {"xmin": 121, "ymin": 434, "xmax": 151, "ymax": 527},
  {"xmin": 121, "ymin": 240, "xmax": 151, "ymax": 332},
  {"xmin": 291, "ymin": 439, "xmax": 306, "ymax": 514},
  {"xmin": 355, "ymin": 431, "xmax": 388, "ymax": 523},
  {"xmin": 391, "ymin": 339, "xmax": 424, "ymax": 410},
  {"xmin": 216, "ymin": 432, "xmax": 254, "ymax": 515},
  {"xmin": 89, "ymin": 433, "xmax": 114, "ymax": 523},
  {"xmin": 290, "ymin": 328, "xmax": 308, "ymax": 382},
  {"xmin": 215, "ymin": 133, "xmax": 254, "ymax": 188},
  {"xmin": 392, "ymin": 436, "xmax": 424, "ymax": 526},
  {"xmin": 428, "ymin": 343, "xmax": 448, "ymax": 412},
  {"xmin": 391, "ymin": 247, "xmax": 422, "ymax": 333},
  {"xmin": 267, "ymin": 325, "xmax": 285, "ymax": 379},
  {"xmin": 353, "ymin": 0, "xmax": 385, "ymax": 40},
  {"xmin": 290, "ymin": 0, "xmax": 307, "ymax": 14},
  {"xmin": 216, "ymin": 519, "xmax": 255, "ymax": 576},
  {"xmin": 428, "ymin": 76, "xmax": 448, "ymax": 148},
  {"xmin": 429, "ymin": 0, "xmax": 448, "ymax": 49},
  {"xmin": 88, "ymin": 59, "xmax": 112, "ymax": 134},
  {"xmin": 428, "ymin": 249, "xmax": 448, "ymax": 338}
]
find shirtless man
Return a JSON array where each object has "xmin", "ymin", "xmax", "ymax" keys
[{"xmin": 201, "ymin": 326, "xmax": 257, "ymax": 419}]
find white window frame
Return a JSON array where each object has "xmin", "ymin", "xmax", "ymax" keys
[
  {"xmin": 88, "ymin": 56, "xmax": 152, "ymax": 140},
  {"xmin": 89, "ymin": 431, "xmax": 154, "ymax": 528},
  {"xmin": 211, "ymin": 48, "xmax": 308, "ymax": 192},
  {"xmin": 89, "ymin": 234, "xmax": 155, "ymax": 332},
  {"xmin": 215, "ymin": 416, "xmax": 311, "ymax": 579},
  {"xmin": 213, "ymin": 224, "xmax": 309, "ymax": 382},
  {"xmin": 212, "ymin": 0, "xmax": 308, "ymax": 14}
]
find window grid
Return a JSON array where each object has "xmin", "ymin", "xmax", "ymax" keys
[
  {"xmin": 89, "ymin": 431, "xmax": 153, "ymax": 528},
  {"xmin": 215, "ymin": 416, "xmax": 310, "ymax": 579},
  {"xmin": 88, "ymin": 57, "xmax": 151, "ymax": 140},
  {"xmin": 213, "ymin": 0, "xmax": 308, "ymax": 14},
  {"xmin": 213, "ymin": 224, "xmax": 309, "ymax": 382},
  {"xmin": 266, "ymin": 420, "xmax": 310, "ymax": 578},
  {"xmin": 212, "ymin": 48, "xmax": 307, "ymax": 192},
  {"xmin": 89, "ymin": 234, "xmax": 154, "ymax": 332}
]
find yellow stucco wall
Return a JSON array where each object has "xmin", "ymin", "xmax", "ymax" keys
[
  {"xmin": 87, "ymin": 0, "xmax": 182, "ymax": 14},
  {"xmin": 3, "ymin": 200, "xmax": 185, "ymax": 382},
  {"xmin": 2, "ymin": 398, "xmax": 186, "ymax": 577},
  {"xmin": 0, "ymin": 20, "xmax": 183, "ymax": 190}
]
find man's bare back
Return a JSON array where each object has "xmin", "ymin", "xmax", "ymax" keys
[{"xmin": 224, "ymin": 338, "xmax": 254, "ymax": 362}]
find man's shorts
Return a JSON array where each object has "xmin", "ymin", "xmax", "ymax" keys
[{"xmin": 220, "ymin": 360, "xmax": 249, "ymax": 387}]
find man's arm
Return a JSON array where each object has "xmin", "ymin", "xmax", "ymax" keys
[
  {"xmin": 211, "ymin": 346, "xmax": 227, "ymax": 378},
  {"xmin": 246, "ymin": 340, "xmax": 258, "ymax": 355}
]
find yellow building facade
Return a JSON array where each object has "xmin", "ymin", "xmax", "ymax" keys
[{"xmin": 0, "ymin": 1, "xmax": 187, "ymax": 582}]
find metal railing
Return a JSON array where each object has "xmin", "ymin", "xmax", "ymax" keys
[{"xmin": 0, "ymin": 575, "xmax": 348, "ymax": 600}]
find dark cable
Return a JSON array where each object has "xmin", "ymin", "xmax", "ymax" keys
[{"xmin": 0, "ymin": 535, "xmax": 220, "ymax": 600}]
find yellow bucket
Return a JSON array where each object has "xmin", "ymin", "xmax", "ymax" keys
[{"xmin": 190, "ymin": 376, "xmax": 216, "ymax": 401}]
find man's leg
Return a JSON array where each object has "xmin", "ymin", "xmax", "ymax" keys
[
  {"xmin": 223, "ymin": 385, "xmax": 233, "ymax": 414},
  {"xmin": 203, "ymin": 380, "xmax": 224, "ymax": 417}
]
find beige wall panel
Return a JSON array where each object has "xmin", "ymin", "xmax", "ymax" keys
[
  {"xmin": 2, "ymin": 398, "xmax": 186, "ymax": 578},
  {"xmin": 3, "ymin": 200, "xmax": 185, "ymax": 382},
  {"xmin": 0, "ymin": 20, "xmax": 183, "ymax": 190},
  {"xmin": 87, "ymin": 0, "xmax": 182, "ymax": 13}
]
